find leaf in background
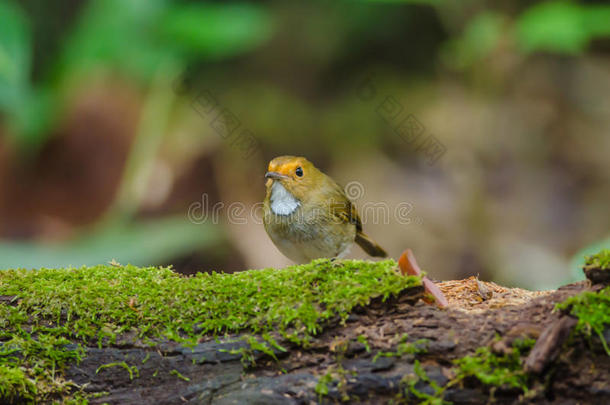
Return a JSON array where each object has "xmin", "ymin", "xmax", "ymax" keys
[
  {"xmin": 0, "ymin": 1, "xmax": 52, "ymax": 151},
  {"xmin": 355, "ymin": 0, "xmax": 440, "ymax": 4},
  {"xmin": 159, "ymin": 3, "xmax": 273, "ymax": 60},
  {"xmin": 0, "ymin": 0, "xmax": 31, "ymax": 111},
  {"xmin": 582, "ymin": 6, "xmax": 610, "ymax": 38},
  {"xmin": 55, "ymin": 0, "xmax": 171, "ymax": 83},
  {"xmin": 110, "ymin": 61, "xmax": 180, "ymax": 218},
  {"xmin": 516, "ymin": 1, "xmax": 610, "ymax": 55},
  {"xmin": 441, "ymin": 11, "xmax": 506, "ymax": 69},
  {"xmin": 12, "ymin": 86, "xmax": 56, "ymax": 150},
  {"xmin": 0, "ymin": 217, "xmax": 225, "ymax": 270},
  {"xmin": 0, "ymin": 0, "xmax": 40, "ymax": 148}
]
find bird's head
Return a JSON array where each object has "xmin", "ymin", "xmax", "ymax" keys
[{"xmin": 265, "ymin": 156, "xmax": 323, "ymax": 201}]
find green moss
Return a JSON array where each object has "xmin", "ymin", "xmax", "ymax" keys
[
  {"xmin": 169, "ymin": 369, "xmax": 190, "ymax": 382},
  {"xmin": 392, "ymin": 338, "xmax": 536, "ymax": 404},
  {"xmin": 316, "ymin": 335, "xmax": 431, "ymax": 403},
  {"xmin": 556, "ymin": 285, "xmax": 610, "ymax": 355},
  {"xmin": 315, "ymin": 370, "xmax": 333, "ymax": 397},
  {"xmin": 373, "ymin": 334, "xmax": 428, "ymax": 362},
  {"xmin": 95, "ymin": 362, "xmax": 139, "ymax": 380},
  {"xmin": 398, "ymin": 360, "xmax": 449, "ymax": 405},
  {"xmin": 452, "ymin": 338, "xmax": 535, "ymax": 393},
  {"xmin": 0, "ymin": 259, "xmax": 420, "ymax": 402},
  {"xmin": 0, "ymin": 259, "xmax": 418, "ymax": 346},
  {"xmin": 314, "ymin": 363, "xmax": 355, "ymax": 402},
  {"xmin": 558, "ymin": 249, "xmax": 610, "ymax": 354},
  {"xmin": 0, "ymin": 317, "xmax": 84, "ymax": 404},
  {"xmin": 222, "ymin": 334, "xmax": 286, "ymax": 367},
  {"xmin": 356, "ymin": 334, "xmax": 370, "ymax": 352},
  {"xmin": 585, "ymin": 249, "xmax": 610, "ymax": 270},
  {"xmin": 0, "ymin": 364, "xmax": 37, "ymax": 403}
]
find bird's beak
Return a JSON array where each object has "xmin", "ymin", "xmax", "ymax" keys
[{"xmin": 265, "ymin": 171, "xmax": 289, "ymax": 180}]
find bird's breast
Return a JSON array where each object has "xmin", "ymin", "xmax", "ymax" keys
[{"xmin": 269, "ymin": 181, "xmax": 300, "ymax": 216}]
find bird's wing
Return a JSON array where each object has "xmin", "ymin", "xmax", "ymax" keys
[
  {"xmin": 327, "ymin": 179, "xmax": 388, "ymax": 258},
  {"xmin": 328, "ymin": 182, "xmax": 363, "ymax": 232}
]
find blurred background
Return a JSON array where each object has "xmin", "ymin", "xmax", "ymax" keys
[{"xmin": 0, "ymin": 0, "xmax": 609, "ymax": 289}]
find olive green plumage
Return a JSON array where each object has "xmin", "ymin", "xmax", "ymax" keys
[{"xmin": 263, "ymin": 156, "xmax": 387, "ymax": 263}]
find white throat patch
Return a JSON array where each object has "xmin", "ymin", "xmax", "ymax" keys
[{"xmin": 270, "ymin": 181, "xmax": 300, "ymax": 216}]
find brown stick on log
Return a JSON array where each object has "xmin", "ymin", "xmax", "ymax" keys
[
  {"xmin": 524, "ymin": 315, "xmax": 578, "ymax": 374},
  {"xmin": 398, "ymin": 249, "xmax": 448, "ymax": 308}
]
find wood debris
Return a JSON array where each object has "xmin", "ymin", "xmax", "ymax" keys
[{"xmin": 437, "ymin": 276, "xmax": 551, "ymax": 312}]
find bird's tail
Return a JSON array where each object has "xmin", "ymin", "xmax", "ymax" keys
[{"xmin": 355, "ymin": 231, "xmax": 388, "ymax": 258}]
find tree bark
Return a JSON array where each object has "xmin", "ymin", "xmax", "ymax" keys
[{"xmin": 65, "ymin": 279, "xmax": 610, "ymax": 404}]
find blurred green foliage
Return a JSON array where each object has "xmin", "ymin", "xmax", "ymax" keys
[
  {"xmin": 2, "ymin": 0, "xmax": 608, "ymax": 153},
  {"xmin": 517, "ymin": 1, "xmax": 610, "ymax": 54},
  {"xmin": 442, "ymin": 11, "xmax": 506, "ymax": 70},
  {"xmin": 2, "ymin": 0, "xmax": 608, "ymax": 149},
  {"xmin": 0, "ymin": 0, "xmax": 273, "ymax": 150},
  {"xmin": 0, "ymin": 0, "xmax": 272, "ymax": 268},
  {"xmin": 0, "ymin": 0, "xmax": 609, "ymax": 274},
  {"xmin": 0, "ymin": 0, "xmax": 46, "ymax": 146},
  {"xmin": 160, "ymin": 3, "xmax": 272, "ymax": 59},
  {"xmin": 0, "ymin": 217, "xmax": 223, "ymax": 269},
  {"xmin": 444, "ymin": 1, "xmax": 610, "ymax": 69},
  {"xmin": 0, "ymin": 1, "xmax": 30, "ymax": 112}
]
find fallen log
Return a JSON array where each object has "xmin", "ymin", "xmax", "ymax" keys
[{"xmin": 0, "ymin": 252, "xmax": 609, "ymax": 404}]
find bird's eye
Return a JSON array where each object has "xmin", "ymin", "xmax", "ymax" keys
[{"xmin": 295, "ymin": 166, "xmax": 303, "ymax": 177}]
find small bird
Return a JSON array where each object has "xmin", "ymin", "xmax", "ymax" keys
[{"xmin": 263, "ymin": 156, "xmax": 387, "ymax": 263}]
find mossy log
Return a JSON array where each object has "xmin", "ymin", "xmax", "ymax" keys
[{"xmin": 1, "ymin": 255, "xmax": 609, "ymax": 404}]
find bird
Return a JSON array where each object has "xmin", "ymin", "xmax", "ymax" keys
[{"xmin": 263, "ymin": 155, "xmax": 387, "ymax": 263}]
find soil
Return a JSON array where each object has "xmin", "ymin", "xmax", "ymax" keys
[{"xmin": 65, "ymin": 278, "xmax": 610, "ymax": 404}]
